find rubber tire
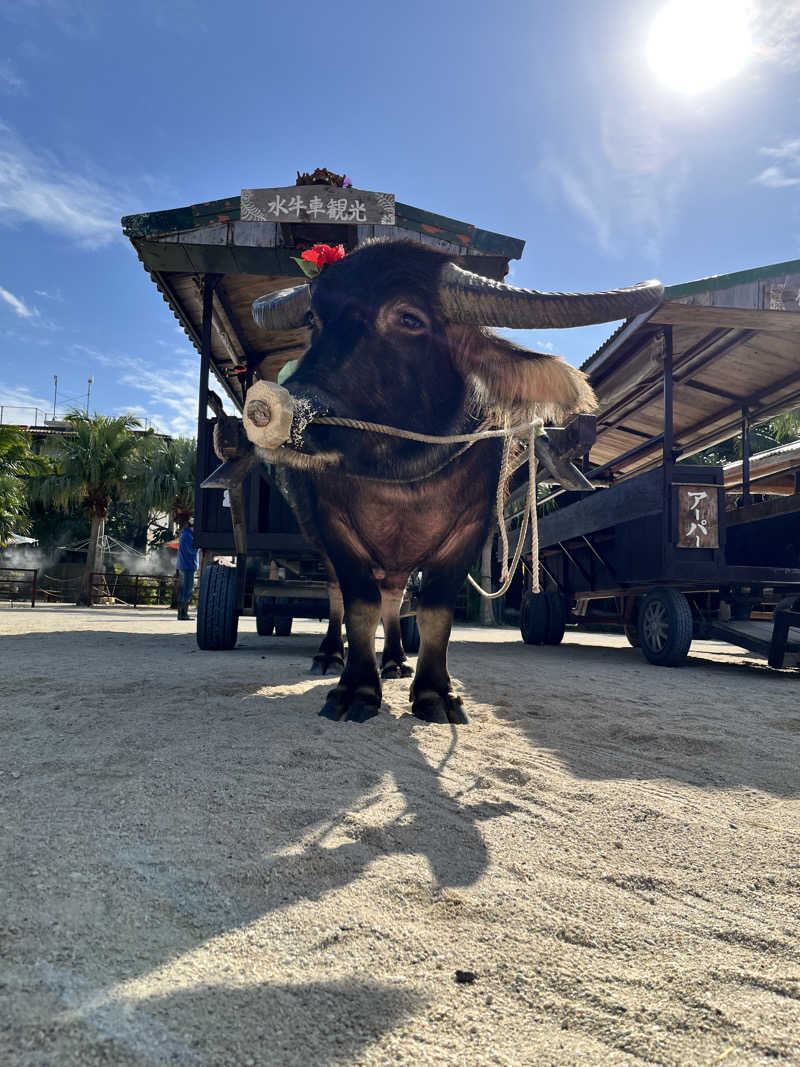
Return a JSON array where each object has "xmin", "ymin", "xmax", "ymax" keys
[
  {"xmin": 274, "ymin": 615, "xmax": 293, "ymax": 637},
  {"xmin": 256, "ymin": 601, "xmax": 274, "ymax": 636},
  {"xmin": 400, "ymin": 614, "xmax": 421, "ymax": 654},
  {"xmin": 520, "ymin": 592, "xmax": 549, "ymax": 645},
  {"xmin": 196, "ymin": 565, "xmax": 239, "ymax": 650},
  {"xmin": 544, "ymin": 592, "xmax": 566, "ymax": 645},
  {"xmin": 639, "ymin": 587, "xmax": 693, "ymax": 667}
]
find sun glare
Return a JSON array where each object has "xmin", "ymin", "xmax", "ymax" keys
[{"xmin": 646, "ymin": 0, "xmax": 753, "ymax": 95}]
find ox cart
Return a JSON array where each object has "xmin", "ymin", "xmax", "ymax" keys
[
  {"xmin": 510, "ymin": 259, "xmax": 800, "ymax": 669},
  {"xmin": 123, "ymin": 176, "xmax": 542, "ymax": 649}
]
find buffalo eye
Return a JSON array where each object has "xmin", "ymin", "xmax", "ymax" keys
[
  {"xmin": 400, "ymin": 311, "xmax": 425, "ymax": 331},
  {"xmin": 391, "ymin": 305, "xmax": 430, "ymax": 334},
  {"xmin": 377, "ymin": 300, "xmax": 431, "ymax": 336}
]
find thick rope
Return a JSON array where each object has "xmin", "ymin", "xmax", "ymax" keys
[
  {"xmin": 314, "ymin": 415, "xmax": 537, "ymax": 445},
  {"xmin": 310, "ymin": 410, "xmax": 543, "ymax": 600},
  {"xmin": 466, "ymin": 416, "xmax": 541, "ymax": 600}
]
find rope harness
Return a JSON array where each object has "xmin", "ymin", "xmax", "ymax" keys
[{"xmin": 311, "ymin": 412, "xmax": 543, "ymax": 597}]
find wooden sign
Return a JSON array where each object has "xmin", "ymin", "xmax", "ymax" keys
[
  {"xmin": 240, "ymin": 185, "xmax": 395, "ymax": 226},
  {"xmin": 677, "ymin": 486, "xmax": 719, "ymax": 549}
]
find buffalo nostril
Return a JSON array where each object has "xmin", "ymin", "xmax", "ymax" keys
[{"xmin": 247, "ymin": 400, "xmax": 272, "ymax": 427}]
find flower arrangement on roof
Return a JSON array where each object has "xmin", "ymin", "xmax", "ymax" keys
[{"xmin": 292, "ymin": 243, "xmax": 346, "ymax": 279}]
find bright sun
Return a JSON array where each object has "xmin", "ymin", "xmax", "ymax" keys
[{"xmin": 646, "ymin": 0, "xmax": 753, "ymax": 94}]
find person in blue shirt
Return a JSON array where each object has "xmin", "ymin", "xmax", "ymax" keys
[{"xmin": 176, "ymin": 516, "xmax": 198, "ymax": 620}]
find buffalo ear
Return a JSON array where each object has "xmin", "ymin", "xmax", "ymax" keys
[{"xmin": 449, "ymin": 327, "xmax": 597, "ymax": 421}]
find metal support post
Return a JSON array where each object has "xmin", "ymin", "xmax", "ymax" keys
[{"xmin": 741, "ymin": 408, "xmax": 751, "ymax": 507}]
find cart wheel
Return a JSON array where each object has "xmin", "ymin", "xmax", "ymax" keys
[
  {"xmin": 400, "ymin": 614, "xmax": 421, "ymax": 654},
  {"xmin": 274, "ymin": 616, "xmax": 293, "ymax": 636},
  {"xmin": 256, "ymin": 600, "xmax": 274, "ymax": 636},
  {"xmin": 196, "ymin": 564, "xmax": 239, "ymax": 650},
  {"xmin": 639, "ymin": 587, "xmax": 693, "ymax": 667},
  {"xmin": 520, "ymin": 591, "xmax": 549, "ymax": 644},
  {"xmin": 544, "ymin": 592, "xmax": 566, "ymax": 645},
  {"xmin": 624, "ymin": 624, "xmax": 641, "ymax": 648}
]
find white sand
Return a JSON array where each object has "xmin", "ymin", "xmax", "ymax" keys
[{"xmin": 1, "ymin": 605, "xmax": 799, "ymax": 1065}]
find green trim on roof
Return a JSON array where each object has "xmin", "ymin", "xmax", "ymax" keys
[
  {"xmin": 665, "ymin": 257, "xmax": 800, "ymax": 299},
  {"xmin": 121, "ymin": 193, "xmax": 524, "ymax": 259}
]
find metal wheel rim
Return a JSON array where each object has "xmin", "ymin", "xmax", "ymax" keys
[{"xmin": 642, "ymin": 600, "xmax": 669, "ymax": 653}]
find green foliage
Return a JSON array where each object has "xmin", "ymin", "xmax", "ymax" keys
[
  {"xmin": 685, "ymin": 407, "xmax": 800, "ymax": 466},
  {"xmin": 128, "ymin": 435, "xmax": 196, "ymax": 541},
  {"xmin": 33, "ymin": 411, "xmax": 144, "ymax": 519},
  {"xmin": 0, "ymin": 426, "xmax": 50, "ymax": 545}
]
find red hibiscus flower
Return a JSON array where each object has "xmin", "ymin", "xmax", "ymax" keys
[{"xmin": 301, "ymin": 244, "xmax": 346, "ymax": 268}]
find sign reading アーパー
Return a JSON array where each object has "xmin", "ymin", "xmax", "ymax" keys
[
  {"xmin": 677, "ymin": 486, "xmax": 719, "ymax": 549},
  {"xmin": 241, "ymin": 186, "xmax": 395, "ymax": 226}
]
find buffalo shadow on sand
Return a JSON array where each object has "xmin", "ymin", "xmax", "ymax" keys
[{"xmin": 1, "ymin": 626, "xmax": 512, "ymax": 1064}]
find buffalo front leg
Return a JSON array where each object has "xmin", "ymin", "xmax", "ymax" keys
[
  {"xmin": 409, "ymin": 569, "xmax": 468, "ymax": 725},
  {"xmin": 312, "ymin": 575, "xmax": 344, "ymax": 675},
  {"xmin": 319, "ymin": 574, "xmax": 382, "ymax": 723},
  {"xmin": 380, "ymin": 587, "xmax": 413, "ymax": 679}
]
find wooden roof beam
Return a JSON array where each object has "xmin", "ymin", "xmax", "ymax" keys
[{"xmin": 650, "ymin": 300, "xmax": 800, "ymax": 333}]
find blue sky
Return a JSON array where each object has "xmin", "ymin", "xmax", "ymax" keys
[{"xmin": 1, "ymin": 0, "xmax": 799, "ymax": 436}]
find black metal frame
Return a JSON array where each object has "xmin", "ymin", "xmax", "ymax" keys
[{"xmin": 528, "ymin": 326, "xmax": 800, "ymax": 667}]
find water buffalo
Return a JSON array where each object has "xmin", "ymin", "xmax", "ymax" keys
[{"xmin": 244, "ymin": 241, "xmax": 662, "ymax": 724}]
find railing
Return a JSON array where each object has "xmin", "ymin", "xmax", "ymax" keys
[
  {"xmin": 0, "ymin": 567, "xmax": 38, "ymax": 607},
  {"xmin": 0, "ymin": 405, "xmax": 61, "ymax": 426},
  {"xmin": 89, "ymin": 571, "xmax": 177, "ymax": 608},
  {"xmin": 0, "ymin": 406, "xmax": 155, "ymax": 430}
]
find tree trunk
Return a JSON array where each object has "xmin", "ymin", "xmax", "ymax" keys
[
  {"xmin": 479, "ymin": 534, "xmax": 497, "ymax": 626},
  {"xmin": 78, "ymin": 513, "xmax": 105, "ymax": 605}
]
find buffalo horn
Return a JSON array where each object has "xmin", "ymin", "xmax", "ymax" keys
[
  {"xmin": 252, "ymin": 284, "xmax": 312, "ymax": 332},
  {"xmin": 439, "ymin": 262, "xmax": 664, "ymax": 329}
]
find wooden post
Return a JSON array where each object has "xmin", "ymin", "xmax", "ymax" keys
[
  {"xmin": 662, "ymin": 326, "xmax": 675, "ymax": 566},
  {"xmin": 662, "ymin": 326, "xmax": 674, "ymax": 471},
  {"xmin": 741, "ymin": 408, "xmax": 751, "ymax": 507},
  {"xmin": 195, "ymin": 274, "xmax": 222, "ymax": 536}
]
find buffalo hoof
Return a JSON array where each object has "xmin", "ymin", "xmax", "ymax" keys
[
  {"xmin": 381, "ymin": 660, "xmax": 413, "ymax": 680},
  {"xmin": 311, "ymin": 652, "xmax": 344, "ymax": 676},
  {"xmin": 319, "ymin": 686, "xmax": 381, "ymax": 723},
  {"xmin": 343, "ymin": 697, "xmax": 380, "ymax": 723},
  {"xmin": 411, "ymin": 690, "xmax": 469, "ymax": 725}
]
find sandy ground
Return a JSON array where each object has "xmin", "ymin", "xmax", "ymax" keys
[{"xmin": 1, "ymin": 605, "xmax": 799, "ymax": 1067}]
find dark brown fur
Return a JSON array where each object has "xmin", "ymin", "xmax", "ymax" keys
[{"xmin": 277, "ymin": 241, "xmax": 595, "ymax": 723}]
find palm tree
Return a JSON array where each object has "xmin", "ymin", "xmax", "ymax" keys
[
  {"xmin": 128, "ymin": 435, "xmax": 196, "ymax": 542},
  {"xmin": 35, "ymin": 412, "xmax": 143, "ymax": 603},
  {"xmin": 0, "ymin": 426, "xmax": 50, "ymax": 546}
]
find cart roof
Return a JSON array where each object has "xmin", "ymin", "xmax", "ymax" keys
[
  {"xmin": 723, "ymin": 437, "xmax": 800, "ymax": 492},
  {"xmin": 582, "ymin": 258, "xmax": 800, "ymax": 479},
  {"xmin": 122, "ymin": 189, "xmax": 524, "ymax": 411}
]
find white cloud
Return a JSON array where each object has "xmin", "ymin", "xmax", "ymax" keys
[
  {"xmin": 0, "ymin": 381, "xmax": 50, "ymax": 423},
  {"xmin": 535, "ymin": 98, "xmax": 690, "ymax": 263},
  {"xmin": 751, "ymin": 0, "xmax": 800, "ymax": 68},
  {"xmin": 0, "ymin": 60, "xmax": 26, "ymax": 94},
  {"xmin": 34, "ymin": 288, "xmax": 65, "ymax": 302},
  {"xmin": 754, "ymin": 140, "xmax": 800, "ymax": 188},
  {"xmin": 0, "ymin": 121, "xmax": 122, "ymax": 247},
  {"xmin": 0, "ymin": 284, "xmax": 37, "ymax": 318},
  {"xmin": 72, "ymin": 344, "xmax": 200, "ymax": 437}
]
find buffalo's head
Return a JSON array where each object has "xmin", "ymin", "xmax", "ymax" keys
[{"xmin": 244, "ymin": 241, "xmax": 662, "ymax": 477}]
